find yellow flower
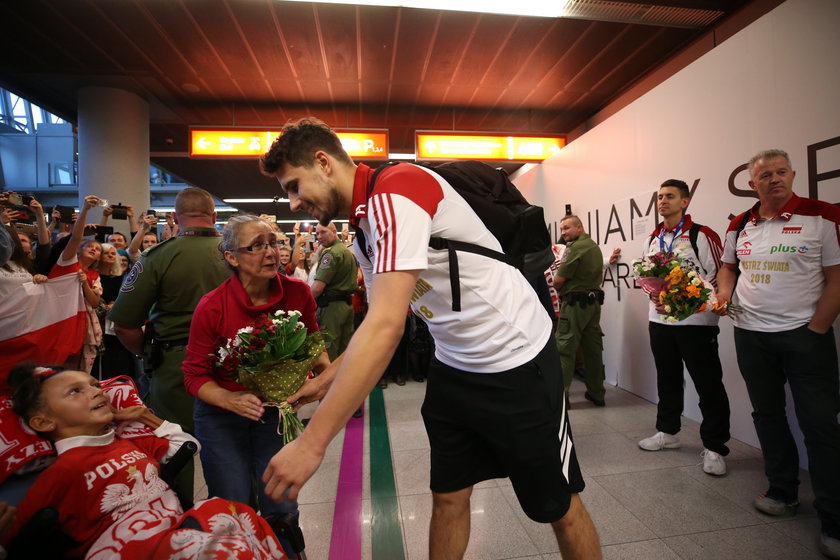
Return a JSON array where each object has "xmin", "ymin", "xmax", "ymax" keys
[{"xmin": 665, "ymin": 266, "xmax": 684, "ymax": 286}]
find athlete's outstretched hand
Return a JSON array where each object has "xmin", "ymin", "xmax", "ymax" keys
[
  {"xmin": 287, "ymin": 376, "xmax": 330, "ymax": 411},
  {"xmin": 262, "ymin": 437, "xmax": 325, "ymax": 502}
]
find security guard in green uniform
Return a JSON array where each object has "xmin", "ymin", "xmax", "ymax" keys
[
  {"xmin": 554, "ymin": 215, "xmax": 607, "ymax": 406},
  {"xmin": 311, "ymin": 222, "xmax": 358, "ymax": 360},
  {"xmin": 109, "ymin": 187, "xmax": 229, "ymax": 501}
]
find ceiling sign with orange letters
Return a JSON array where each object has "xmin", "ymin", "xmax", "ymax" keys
[
  {"xmin": 189, "ymin": 128, "xmax": 389, "ymax": 159},
  {"xmin": 415, "ymin": 132, "xmax": 565, "ymax": 162}
]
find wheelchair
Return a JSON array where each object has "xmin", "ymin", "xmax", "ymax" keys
[{"xmin": 4, "ymin": 439, "xmax": 307, "ymax": 559}]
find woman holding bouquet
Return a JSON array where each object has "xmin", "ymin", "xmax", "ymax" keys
[{"xmin": 183, "ymin": 215, "xmax": 329, "ymax": 534}]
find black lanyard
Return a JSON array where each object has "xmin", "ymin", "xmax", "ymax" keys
[{"xmin": 659, "ymin": 216, "xmax": 686, "ymax": 253}]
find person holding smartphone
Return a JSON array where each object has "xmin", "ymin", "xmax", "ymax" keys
[
  {"xmin": 47, "ymin": 195, "xmax": 105, "ymax": 373},
  {"xmin": 100, "ymin": 204, "xmax": 137, "ymax": 250},
  {"xmin": 10, "ymin": 195, "xmax": 52, "ymax": 274},
  {"xmin": 0, "ymin": 193, "xmax": 48, "ymax": 298},
  {"xmin": 127, "ymin": 212, "xmax": 159, "ymax": 262}
]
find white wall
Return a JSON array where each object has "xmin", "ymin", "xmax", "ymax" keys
[{"xmin": 516, "ymin": 0, "xmax": 840, "ymax": 457}]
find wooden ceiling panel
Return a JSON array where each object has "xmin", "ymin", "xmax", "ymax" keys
[
  {"xmin": 50, "ymin": 2, "xmax": 152, "ymax": 75},
  {"xmin": 293, "ymin": 80, "xmax": 337, "ymax": 104},
  {"xmin": 475, "ymin": 18, "xmax": 566, "ymax": 101},
  {"xmin": 556, "ymin": 27, "xmax": 651, "ymax": 100},
  {"xmin": 135, "ymin": 4, "xmax": 227, "ymax": 84},
  {"xmin": 273, "ymin": 5, "xmax": 328, "ymax": 83},
  {"xmin": 357, "ymin": 8, "xmax": 401, "ymax": 102},
  {"xmin": 421, "ymin": 12, "xmax": 483, "ymax": 87},
  {"xmin": 219, "ymin": 1, "xmax": 301, "ymax": 100},
  {"xmin": 182, "ymin": 5, "xmax": 264, "ymax": 87},
  {"xmin": 1, "ymin": 0, "xmax": 765, "ymax": 223},
  {"xmin": 444, "ymin": 16, "xmax": 521, "ymax": 88},
  {"xmin": 315, "ymin": 4, "xmax": 364, "ymax": 84},
  {"xmin": 501, "ymin": 22, "xmax": 584, "ymax": 100},
  {"xmin": 389, "ymin": 10, "xmax": 445, "ymax": 101},
  {"xmin": 263, "ymin": 77, "xmax": 308, "ymax": 106},
  {"xmin": 16, "ymin": 1, "xmax": 121, "ymax": 74},
  {"xmin": 586, "ymin": 28, "xmax": 686, "ymax": 99},
  {"xmin": 548, "ymin": 22, "xmax": 627, "ymax": 89},
  {"xmin": 439, "ymin": 86, "xmax": 482, "ymax": 110}
]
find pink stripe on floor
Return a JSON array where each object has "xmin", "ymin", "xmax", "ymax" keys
[{"xmin": 328, "ymin": 404, "xmax": 365, "ymax": 560}]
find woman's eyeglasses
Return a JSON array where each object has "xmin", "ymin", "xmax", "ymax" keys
[{"xmin": 236, "ymin": 240, "xmax": 279, "ymax": 253}]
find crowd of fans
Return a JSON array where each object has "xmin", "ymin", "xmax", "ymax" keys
[
  {"xmin": 1, "ymin": 144, "xmax": 837, "ymax": 559},
  {"xmin": 0, "ymin": 186, "xmax": 434, "ymax": 559}
]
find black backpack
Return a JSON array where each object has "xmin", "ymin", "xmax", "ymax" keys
[{"xmin": 358, "ymin": 161, "xmax": 555, "ymax": 311}]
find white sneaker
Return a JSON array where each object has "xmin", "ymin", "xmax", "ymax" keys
[
  {"xmin": 638, "ymin": 431, "xmax": 681, "ymax": 451},
  {"xmin": 701, "ymin": 449, "xmax": 726, "ymax": 476}
]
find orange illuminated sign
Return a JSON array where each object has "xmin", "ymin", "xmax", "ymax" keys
[
  {"xmin": 189, "ymin": 128, "xmax": 389, "ymax": 159},
  {"xmin": 416, "ymin": 132, "xmax": 565, "ymax": 162}
]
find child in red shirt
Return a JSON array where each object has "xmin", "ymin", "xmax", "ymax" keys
[{"xmin": 2, "ymin": 363, "xmax": 285, "ymax": 560}]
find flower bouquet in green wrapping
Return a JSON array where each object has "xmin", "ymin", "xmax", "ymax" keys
[{"xmin": 215, "ymin": 310, "xmax": 325, "ymax": 444}]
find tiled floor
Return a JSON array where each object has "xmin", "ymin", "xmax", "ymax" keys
[{"xmin": 197, "ymin": 378, "xmax": 826, "ymax": 559}]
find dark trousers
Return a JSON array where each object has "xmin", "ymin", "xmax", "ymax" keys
[
  {"xmin": 149, "ymin": 345, "xmax": 195, "ymax": 503},
  {"xmin": 734, "ymin": 325, "xmax": 840, "ymax": 531},
  {"xmin": 556, "ymin": 302, "xmax": 605, "ymax": 399},
  {"xmin": 648, "ymin": 322, "xmax": 730, "ymax": 455}
]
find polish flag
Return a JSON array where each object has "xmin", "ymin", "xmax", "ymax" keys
[{"xmin": 0, "ymin": 273, "xmax": 86, "ymax": 381}]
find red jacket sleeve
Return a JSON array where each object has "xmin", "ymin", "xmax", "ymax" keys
[{"xmin": 182, "ymin": 293, "xmax": 223, "ymax": 397}]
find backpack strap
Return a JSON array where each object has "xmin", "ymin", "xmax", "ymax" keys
[
  {"xmin": 687, "ymin": 223, "xmax": 708, "ymax": 276},
  {"xmin": 366, "ymin": 162, "xmax": 515, "ymax": 312},
  {"xmin": 731, "ymin": 211, "xmax": 751, "ymax": 282},
  {"xmin": 429, "ymin": 237, "xmax": 513, "ymax": 312},
  {"xmin": 353, "ymin": 162, "xmax": 401, "ymax": 265}
]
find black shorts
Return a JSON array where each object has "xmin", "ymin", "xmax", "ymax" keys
[{"xmin": 420, "ymin": 339, "xmax": 585, "ymax": 523}]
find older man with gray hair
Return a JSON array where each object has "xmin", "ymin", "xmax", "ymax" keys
[{"xmin": 716, "ymin": 149, "xmax": 840, "ymax": 559}]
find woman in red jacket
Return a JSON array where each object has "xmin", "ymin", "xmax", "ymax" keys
[{"xmin": 182, "ymin": 215, "xmax": 329, "ymax": 539}]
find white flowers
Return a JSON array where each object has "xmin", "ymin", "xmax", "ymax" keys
[
  {"xmin": 631, "ymin": 258, "xmax": 654, "ymax": 272},
  {"xmin": 273, "ymin": 309, "xmax": 301, "ymax": 317}
]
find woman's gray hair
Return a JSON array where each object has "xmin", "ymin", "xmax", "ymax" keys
[
  {"xmin": 94, "ymin": 242, "xmax": 122, "ymax": 276},
  {"xmin": 219, "ymin": 214, "xmax": 268, "ymax": 271}
]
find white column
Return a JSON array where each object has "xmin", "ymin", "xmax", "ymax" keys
[{"xmin": 77, "ymin": 87, "xmax": 150, "ymax": 237}]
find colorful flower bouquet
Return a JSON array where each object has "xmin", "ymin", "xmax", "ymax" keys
[
  {"xmin": 216, "ymin": 310, "xmax": 325, "ymax": 444},
  {"xmin": 632, "ymin": 251, "xmax": 713, "ymax": 323}
]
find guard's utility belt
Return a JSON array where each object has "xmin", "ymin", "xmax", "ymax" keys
[
  {"xmin": 316, "ymin": 293, "xmax": 353, "ymax": 308},
  {"xmin": 143, "ymin": 338, "xmax": 189, "ymax": 373},
  {"xmin": 562, "ymin": 290, "xmax": 605, "ymax": 308},
  {"xmin": 157, "ymin": 338, "xmax": 190, "ymax": 350}
]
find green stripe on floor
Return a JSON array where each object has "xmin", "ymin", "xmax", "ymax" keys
[{"xmin": 369, "ymin": 386, "xmax": 406, "ymax": 560}]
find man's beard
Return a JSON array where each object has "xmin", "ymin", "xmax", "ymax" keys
[{"xmin": 316, "ymin": 183, "xmax": 344, "ymax": 226}]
